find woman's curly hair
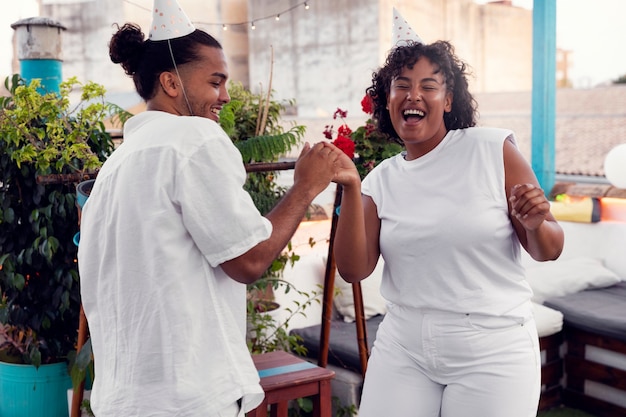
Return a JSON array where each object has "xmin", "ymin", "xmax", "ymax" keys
[
  {"xmin": 367, "ymin": 40, "xmax": 478, "ymax": 141},
  {"xmin": 109, "ymin": 23, "xmax": 222, "ymax": 100}
]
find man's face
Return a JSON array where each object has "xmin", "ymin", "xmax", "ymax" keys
[{"xmin": 179, "ymin": 45, "xmax": 230, "ymax": 121}]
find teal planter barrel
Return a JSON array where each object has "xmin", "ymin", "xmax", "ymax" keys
[
  {"xmin": 10, "ymin": 17, "xmax": 67, "ymax": 95},
  {"xmin": 74, "ymin": 179, "xmax": 96, "ymax": 247},
  {"xmin": 20, "ymin": 59, "xmax": 64, "ymax": 95},
  {"xmin": 76, "ymin": 179, "xmax": 95, "ymax": 210},
  {"xmin": 0, "ymin": 361, "xmax": 72, "ymax": 417}
]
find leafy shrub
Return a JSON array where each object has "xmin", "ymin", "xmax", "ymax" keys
[{"xmin": 0, "ymin": 75, "xmax": 129, "ymax": 366}]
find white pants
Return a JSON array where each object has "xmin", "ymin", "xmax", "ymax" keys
[{"xmin": 359, "ymin": 305, "xmax": 540, "ymax": 417}]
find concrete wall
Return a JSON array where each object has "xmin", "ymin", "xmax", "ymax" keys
[
  {"xmin": 41, "ymin": 0, "xmax": 128, "ymax": 92},
  {"xmin": 248, "ymin": 0, "xmax": 382, "ymax": 119},
  {"xmin": 247, "ymin": 0, "xmax": 532, "ymax": 119},
  {"xmin": 33, "ymin": 0, "xmax": 532, "ymax": 117},
  {"xmin": 39, "ymin": 0, "xmax": 250, "ymax": 94},
  {"xmin": 478, "ymin": 2, "xmax": 532, "ymax": 92}
]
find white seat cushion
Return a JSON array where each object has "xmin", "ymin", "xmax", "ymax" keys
[
  {"xmin": 533, "ymin": 302, "xmax": 563, "ymax": 338},
  {"xmin": 525, "ymin": 257, "xmax": 621, "ymax": 303}
]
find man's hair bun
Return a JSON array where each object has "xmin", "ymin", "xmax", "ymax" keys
[{"xmin": 109, "ymin": 23, "xmax": 146, "ymax": 76}]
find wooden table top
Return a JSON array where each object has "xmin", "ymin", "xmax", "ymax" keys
[{"xmin": 252, "ymin": 351, "xmax": 335, "ymax": 391}]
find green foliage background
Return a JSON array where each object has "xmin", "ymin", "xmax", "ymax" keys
[
  {"xmin": 0, "ymin": 76, "xmax": 129, "ymax": 366},
  {"xmin": 219, "ymin": 82, "xmax": 322, "ymax": 354},
  {"xmin": 220, "ymin": 81, "xmax": 305, "ymax": 214}
]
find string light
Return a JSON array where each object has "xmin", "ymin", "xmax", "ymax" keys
[
  {"xmin": 122, "ymin": 0, "xmax": 311, "ymax": 31},
  {"xmin": 191, "ymin": 1, "xmax": 310, "ymax": 30}
]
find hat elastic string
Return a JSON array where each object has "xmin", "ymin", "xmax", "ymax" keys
[{"xmin": 167, "ymin": 39, "xmax": 194, "ymax": 116}]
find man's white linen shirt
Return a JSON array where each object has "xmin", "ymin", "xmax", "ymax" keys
[{"xmin": 78, "ymin": 111, "xmax": 271, "ymax": 416}]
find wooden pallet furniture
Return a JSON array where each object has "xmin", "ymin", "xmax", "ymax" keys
[
  {"xmin": 561, "ymin": 326, "xmax": 626, "ymax": 417},
  {"xmin": 545, "ymin": 282, "xmax": 626, "ymax": 417},
  {"xmin": 539, "ymin": 331, "xmax": 564, "ymax": 411}
]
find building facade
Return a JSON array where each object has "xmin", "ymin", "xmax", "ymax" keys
[
  {"xmin": 25, "ymin": 0, "xmax": 532, "ymax": 118},
  {"xmin": 247, "ymin": 0, "xmax": 532, "ymax": 118}
]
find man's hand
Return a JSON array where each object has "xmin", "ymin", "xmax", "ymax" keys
[{"xmin": 293, "ymin": 142, "xmax": 355, "ymax": 197}]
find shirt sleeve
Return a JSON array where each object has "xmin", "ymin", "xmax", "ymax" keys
[{"xmin": 175, "ymin": 124, "xmax": 272, "ymax": 267}]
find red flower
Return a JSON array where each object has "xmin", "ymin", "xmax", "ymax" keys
[
  {"xmin": 322, "ymin": 124, "xmax": 334, "ymax": 140},
  {"xmin": 360, "ymin": 94, "xmax": 373, "ymax": 115},
  {"xmin": 337, "ymin": 124, "xmax": 352, "ymax": 137},
  {"xmin": 333, "ymin": 135, "xmax": 355, "ymax": 159},
  {"xmin": 333, "ymin": 108, "xmax": 348, "ymax": 119},
  {"xmin": 362, "ymin": 160, "xmax": 375, "ymax": 171},
  {"xmin": 325, "ymin": 108, "xmax": 355, "ymax": 158}
]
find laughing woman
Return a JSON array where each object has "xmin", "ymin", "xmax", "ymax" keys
[{"xmin": 331, "ymin": 39, "xmax": 564, "ymax": 417}]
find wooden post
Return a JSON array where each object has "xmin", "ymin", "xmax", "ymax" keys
[
  {"xmin": 71, "ymin": 306, "xmax": 88, "ymax": 417},
  {"xmin": 352, "ymin": 281, "xmax": 369, "ymax": 376},
  {"xmin": 318, "ymin": 185, "xmax": 342, "ymax": 368},
  {"xmin": 317, "ymin": 183, "xmax": 370, "ymax": 374}
]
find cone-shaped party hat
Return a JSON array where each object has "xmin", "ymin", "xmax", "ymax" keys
[
  {"xmin": 392, "ymin": 7, "xmax": 423, "ymax": 47},
  {"xmin": 149, "ymin": 0, "xmax": 195, "ymax": 41}
]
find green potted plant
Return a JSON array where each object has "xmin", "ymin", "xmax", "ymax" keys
[{"xmin": 0, "ymin": 74, "xmax": 128, "ymax": 417}]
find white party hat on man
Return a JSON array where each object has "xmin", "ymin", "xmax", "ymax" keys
[
  {"xmin": 392, "ymin": 7, "xmax": 423, "ymax": 47},
  {"xmin": 149, "ymin": 0, "xmax": 195, "ymax": 41}
]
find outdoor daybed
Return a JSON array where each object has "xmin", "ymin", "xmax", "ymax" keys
[
  {"xmin": 276, "ymin": 215, "xmax": 626, "ymax": 416},
  {"xmin": 528, "ymin": 220, "xmax": 626, "ymax": 417}
]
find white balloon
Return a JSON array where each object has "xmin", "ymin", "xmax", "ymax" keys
[{"xmin": 604, "ymin": 144, "xmax": 626, "ymax": 189}]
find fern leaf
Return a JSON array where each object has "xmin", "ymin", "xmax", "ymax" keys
[{"xmin": 235, "ymin": 127, "xmax": 304, "ymax": 163}]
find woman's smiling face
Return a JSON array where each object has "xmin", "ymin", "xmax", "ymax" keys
[{"xmin": 387, "ymin": 57, "xmax": 452, "ymax": 159}]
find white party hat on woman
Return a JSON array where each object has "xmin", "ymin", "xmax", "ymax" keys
[
  {"xmin": 149, "ymin": 0, "xmax": 195, "ymax": 41},
  {"xmin": 392, "ymin": 7, "xmax": 423, "ymax": 47}
]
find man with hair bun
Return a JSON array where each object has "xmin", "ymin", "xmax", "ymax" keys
[{"xmin": 77, "ymin": 1, "xmax": 353, "ymax": 416}]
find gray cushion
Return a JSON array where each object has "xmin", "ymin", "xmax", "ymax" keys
[
  {"xmin": 544, "ymin": 282, "xmax": 626, "ymax": 342},
  {"xmin": 291, "ymin": 315, "xmax": 383, "ymax": 373}
]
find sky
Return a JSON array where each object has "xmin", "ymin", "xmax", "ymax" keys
[
  {"xmin": 1, "ymin": 1, "xmax": 626, "ymax": 89},
  {"xmin": 478, "ymin": 0, "xmax": 626, "ymax": 87}
]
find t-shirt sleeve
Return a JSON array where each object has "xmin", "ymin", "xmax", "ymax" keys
[
  {"xmin": 175, "ymin": 128, "xmax": 272, "ymax": 267},
  {"xmin": 361, "ymin": 173, "xmax": 374, "ymax": 199},
  {"xmin": 361, "ymin": 161, "xmax": 386, "ymax": 207}
]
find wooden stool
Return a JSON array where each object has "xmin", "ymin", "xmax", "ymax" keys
[{"xmin": 247, "ymin": 351, "xmax": 335, "ymax": 417}]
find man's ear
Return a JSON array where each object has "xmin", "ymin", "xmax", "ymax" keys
[{"xmin": 158, "ymin": 72, "xmax": 180, "ymax": 97}]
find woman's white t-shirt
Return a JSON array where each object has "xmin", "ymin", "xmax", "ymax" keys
[{"xmin": 362, "ymin": 127, "xmax": 533, "ymax": 318}]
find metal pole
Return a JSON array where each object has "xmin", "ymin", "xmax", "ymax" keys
[{"xmin": 531, "ymin": 0, "xmax": 557, "ymax": 194}]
